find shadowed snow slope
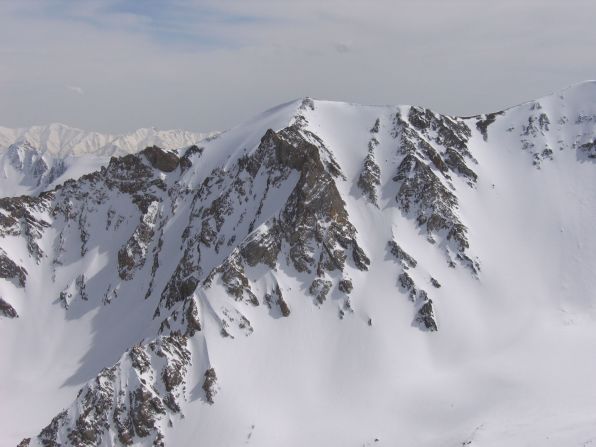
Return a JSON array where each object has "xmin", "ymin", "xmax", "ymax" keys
[{"xmin": 1, "ymin": 84, "xmax": 596, "ymax": 447}]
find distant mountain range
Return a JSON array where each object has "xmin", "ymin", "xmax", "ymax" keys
[{"xmin": 0, "ymin": 124, "xmax": 218, "ymax": 197}]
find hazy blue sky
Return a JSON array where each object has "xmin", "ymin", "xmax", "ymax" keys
[{"xmin": 1, "ymin": 0, "xmax": 595, "ymax": 133}]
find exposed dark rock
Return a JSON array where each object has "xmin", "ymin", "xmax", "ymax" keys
[
  {"xmin": 338, "ymin": 279, "xmax": 353, "ymax": 294},
  {"xmin": 264, "ymin": 283, "xmax": 290, "ymax": 317},
  {"xmin": 179, "ymin": 145, "xmax": 204, "ymax": 172},
  {"xmin": 130, "ymin": 387, "xmax": 166, "ymax": 437},
  {"xmin": 444, "ymin": 148, "xmax": 478, "ymax": 183},
  {"xmin": 358, "ymin": 151, "xmax": 381, "ymax": 205},
  {"xmin": 393, "ymin": 154, "xmax": 469, "ymax": 254},
  {"xmin": 184, "ymin": 298, "xmax": 202, "ymax": 335},
  {"xmin": 541, "ymin": 147, "xmax": 554, "ymax": 160},
  {"xmin": 76, "ymin": 274, "xmax": 88, "ymax": 301},
  {"xmin": 474, "ymin": 112, "xmax": 503, "ymax": 141},
  {"xmin": 420, "ymin": 141, "xmax": 449, "ymax": 176},
  {"xmin": 408, "ymin": 106, "xmax": 472, "ymax": 157},
  {"xmin": 141, "ymin": 146, "xmax": 180, "ymax": 172},
  {"xmin": 118, "ymin": 202, "xmax": 159, "ymax": 280},
  {"xmin": 129, "ymin": 346, "xmax": 151, "ymax": 374},
  {"xmin": 277, "ymin": 295, "xmax": 291, "ymax": 317},
  {"xmin": 579, "ymin": 140, "xmax": 596, "ymax": 159},
  {"xmin": 271, "ymin": 127, "xmax": 367, "ymax": 275},
  {"xmin": 240, "ymin": 227, "xmax": 281, "ymax": 269},
  {"xmin": 370, "ymin": 118, "xmax": 380, "ymax": 133},
  {"xmin": 388, "ymin": 241, "xmax": 417, "ymax": 269},
  {"xmin": 352, "ymin": 244, "xmax": 371, "ymax": 271},
  {"xmin": 33, "ymin": 336, "xmax": 191, "ymax": 446},
  {"xmin": 415, "ymin": 298, "xmax": 438, "ymax": 331},
  {"xmin": 0, "ymin": 195, "xmax": 49, "ymax": 263},
  {"xmin": 160, "ymin": 248, "xmax": 201, "ymax": 311},
  {"xmin": 408, "ymin": 106, "xmax": 433, "ymax": 130},
  {"xmin": 309, "ymin": 279, "xmax": 333, "ymax": 304},
  {"xmin": 38, "ymin": 410, "xmax": 68, "ymax": 447},
  {"xmin": 538, "ymin": 113, "xmax": 550, "ymax": 131},
  {"xmin": 0, "ymin": 249, "xmax": 27, "ymax": 287},
  {"xmin": 202, "ymin": 368, "xmax": 218, "ymax": 404},
  {"xmin": 0, "ymin": 297, "xmax": 18, "ymax": 318},
  {"xmin": 214, "ymin": 253, "xmax": 257, "ymax": 305},
  {"xmin": 398, "ymin": 271, "xmax": 416, "ymax": 301},
  {"xmin": 430, "ymin": 277, "xmax": 441, "ymax": 288}
]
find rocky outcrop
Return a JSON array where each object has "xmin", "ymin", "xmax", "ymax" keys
[
  {"xmin": 264, "ymin": 283, "xmax": 290, "ymax": 317},
  {"xmin": 31, "ymin": 335, "xmax": 192, "ymax": 447},
  {"xmin": 141, "ymin": 146, "xmax": 180, "ymax": 172},
  {"xmin": 414, "ymin": 294, "xmax": 438, "ymax": 332},
  {"xmin": 273, "ymin": 127, "xmax": 369, "ymax": 275},
  {"xmin": 579, "ymin": 140, "xmax": 596, "ymax": 159},
  {"xmin": 398, "ymin": 271, "xmax": 417, "ymax": 301},
  {"xmin": 473, "ymin": 111, "xmax": 503, "ymax": 141},
  {"xmin": 0, "ymin": 297, "xmax": 18, "ymax": 318},
  {"xmin": 202, "ymin": 368, "xmax": 218, "ymax": 404},
  {"xmin": 358, "ymin": 124, "xmax": 382, "ymax": 205},
  {"xmin": 0, "ymin": 195, "xmax": 50, "ymax": 263},
  {"xmin": 58, "ymin": 274, "xmax": 88, "ymax": 309},
  {"xmin": 189, "ymin": 125, "xmax": 370, "ymax": 321},
  {"xmin": 394, "ymin": 154, "xmax": 468, "ymax": 253},
  {"xmin": 309, "ymin": 278, "xmax": 332, "ymax": 304},
  {"xmin": 338, "ymin": 278, "xmax": 353, "ymax": 294},
  {"xmin": 118, "ymin": 201, "xmax": 160, "ymax": 280},
  {"xmin": 388, "ymin": 241, "xmax": 417, "ymax": 269},
  {"xmin": 0, "ymin": 248, "xmax": 27, "ymax": 287},
  {"xmin": 179, "ymin": 145, "xmax": 204, "ymax": 172}
]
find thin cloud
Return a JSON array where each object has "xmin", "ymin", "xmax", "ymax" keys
[
  {"xmin": 67, "ymin": 85, "xmax": 84, "ymax": 95},
  {"xmin": 334, "ymin": 42, "xmax": 352, "ymax": 54}
]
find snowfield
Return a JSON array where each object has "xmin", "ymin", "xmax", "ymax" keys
[{"xmin": 1, "ymin": 83, "xmax": 596, "ymax": 447}]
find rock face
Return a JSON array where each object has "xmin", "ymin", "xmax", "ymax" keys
[
  {"xmin": 202, "ymin": 368, "xmax": 218, "ymax": 404},
  {"xmin": 388, "ymin": 241, "xmax": 417, "ymax": 270},
  {"xmin": 0, "ymin": 297, "xmax": 18, "ymax": 318},
  {"xmin": 414, "ymin": 297, "xmax": 438, "ymax": 332},
  {"xmin": 0, "ymin": 249, "xmax": 27, "ymax": 288},
  {"xmin": 3, "ymin": 88, "xmax": 596, "ymax": 446},
  {"xmin": 141, "ymin": 146, "xmax": 180, "ymax": 173},
  {"xmin": 357, "ymin": 120, "xmax": 382, "ymax": 205},
  {"xmin": 32, "ymin": 336, "xmax": 191, "ymax": 447}
]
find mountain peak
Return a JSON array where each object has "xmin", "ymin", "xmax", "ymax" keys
[{"xmin": 2, "ymin": 85, "xmax": 596, "ymax": 446}]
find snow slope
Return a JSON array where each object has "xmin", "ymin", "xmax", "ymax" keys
[{"xmin": 1, "ymin": 83, "xmax": 596, "ymax": 447}]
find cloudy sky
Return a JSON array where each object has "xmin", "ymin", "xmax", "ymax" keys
[{"xmin": 1, "ymin": 0, "xmax": 595, "ymax": 133}]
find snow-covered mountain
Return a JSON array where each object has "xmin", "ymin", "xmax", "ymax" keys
[
  {"xmin": 0, "ymin": 124, "xmax": 218, "ymax": 197},
  {"xmin": 1, "ymin": 82, "xmax": 596, "ymax": 447}
]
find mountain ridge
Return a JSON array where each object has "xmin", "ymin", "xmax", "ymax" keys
[
  {"xmin": 0, "ymin": 122, "xmax": 218, "ymax": 157},
  {"xmin": 1, "ymin": 84, "xmax": 596, "ymax": 446}
]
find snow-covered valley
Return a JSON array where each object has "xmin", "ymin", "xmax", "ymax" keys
[{"xmin": 1, "ymin": 83, "xmax": 596, "ymax": 447}]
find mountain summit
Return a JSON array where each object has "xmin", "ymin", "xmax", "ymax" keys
[{"xmin": 1, "ymin": 85, "xmax": 596, "ymax": 446}]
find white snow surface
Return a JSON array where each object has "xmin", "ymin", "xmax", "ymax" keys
[{"xmin": 1, "ymin": 83, "xmax": 596, "ymax": 446}]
